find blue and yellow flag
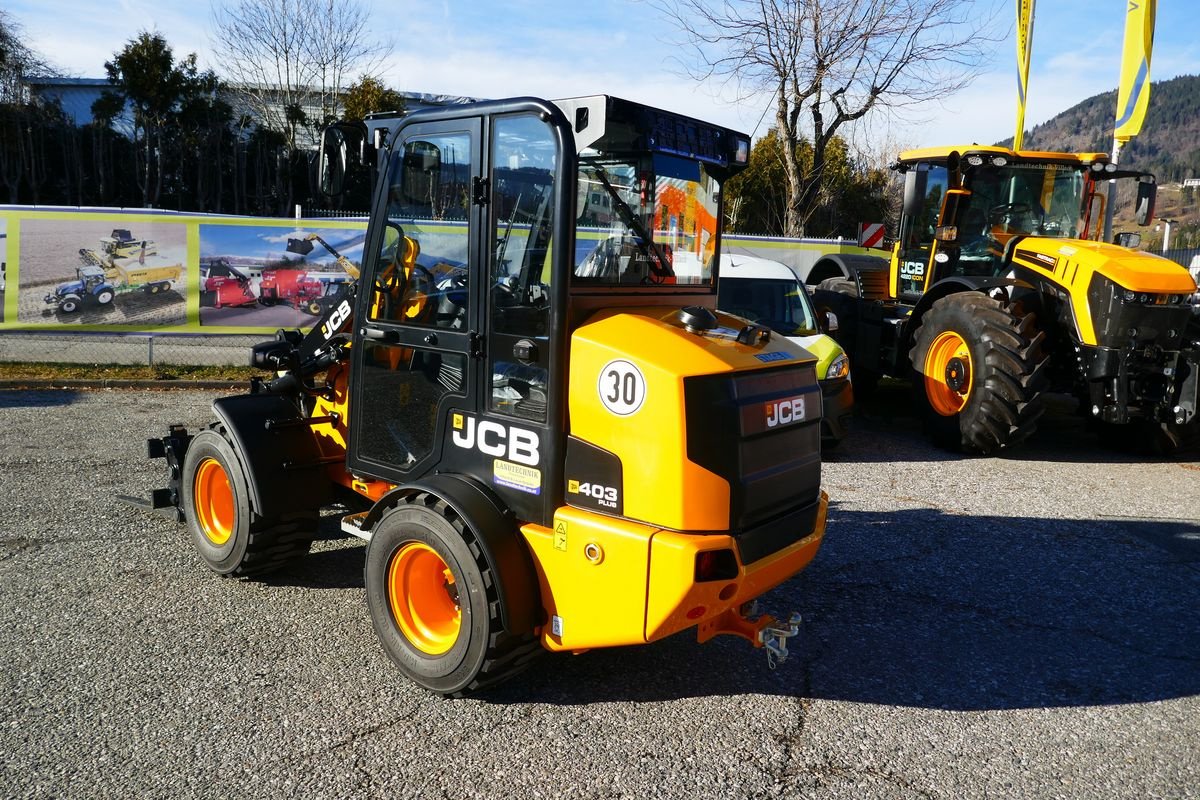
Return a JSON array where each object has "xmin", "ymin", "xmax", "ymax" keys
[
  {"xmin": 1013, "ymin": 0, "xmax": 1036, "ymax": 150},
  {"xmin": 1114, "ymin": 0, "xmax": 1156, "ymax": 143}
]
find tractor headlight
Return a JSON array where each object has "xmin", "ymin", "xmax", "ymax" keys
[{"xmin": 826, "ymin": 353, "xmax": 850, "ymax": 380}]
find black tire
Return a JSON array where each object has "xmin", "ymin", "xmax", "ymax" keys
[
  {"xmin": 181, "ymin": 425, "xmax": 316, "ymax": 577},
  {"xmin": 909, "ymin": 292, "xmax": 1047, "ymax": 454},
  {"xmin": 96, "ymin": 288, "xmax": 115, "ymax": 304},
  {"xmin": 365, "ymin": 492, "xmax": 541, "ymax": 697},
  {"xmin": 59, "ymin": 294, "xmax": 82, "ymax": 313},
  {"xmin": 816, "ymin": 276, "xmax": 857, "ymax": 297}
]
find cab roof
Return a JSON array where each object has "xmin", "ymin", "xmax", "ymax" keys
[{"xmin": 896, "ymin": 145, "xmax": 1110, "ymax": 166}]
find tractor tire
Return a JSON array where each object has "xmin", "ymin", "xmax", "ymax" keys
[
  {"xmin": 365, "ymin": 492, "xmax": 542, "ymax": 697},
  {"xmin": 909, "ymin": 292, "xmax": 1047, "ymax": 454},
  {"xmin": 181, "ymin": 425, "xmax": 316, "ymax": 577},
  {"xmin": 59, "ymin": 294, "xmax": 83, "ymax": 313},
  {"xmin": 96, "ymin": 289, "xmax": 115, "ymax": 305}
]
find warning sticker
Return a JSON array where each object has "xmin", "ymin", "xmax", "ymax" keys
[
  {"xmin": 493, "ymin": 459, "xmax": 542, "ymax": 495},
  {"xmin": 553, "ymin": 520, "xmax": 568, "ymax": 551}
]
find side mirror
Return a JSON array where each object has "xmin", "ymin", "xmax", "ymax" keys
[
  {"xmin": 902, "ymin": 170, "xmax": 928, "ymax": 218},
  {"xmin": 1135, "ymin": 178, "xmax": 1157, "ymax": 226},
  {"xmin": 401, "ymin": 141, "xmax": 442, "ymax": 203},
  {"xmin": 819, "ymin": 309, "xmax": 839, "ymax": 333},
  {"xmin": 1114, "ymin": 232, "xmax": 1142, "ymax": 249},
  {"xmin": 319, "ymin": 127, "xmax": 348, "ymax": 197}
]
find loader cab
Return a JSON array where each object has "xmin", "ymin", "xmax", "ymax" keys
[{"xmin": 338, "ymin": 96, "xmax": 749, "ymax": 525}]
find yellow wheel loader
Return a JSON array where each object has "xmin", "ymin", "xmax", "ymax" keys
[
  {"xmin": 812, "ymin": 146, "xmax": 1199, "ymax": 454},
  {"xmin": 126, "ymin": 96, "xmax": 829, "ymax": 696}
]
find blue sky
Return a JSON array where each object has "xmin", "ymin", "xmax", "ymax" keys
[{"xmin": 7, "ymin": 0, "xmax": 1199, "ymax": 156}]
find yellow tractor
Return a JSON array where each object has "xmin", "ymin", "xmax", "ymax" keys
[
  {"xmin": 128, "ymin": 96, "xmax": 829, "ymax": 695},
  {"xmin": 812, "ymin": 146, "xmax": 1199, "ymax": 453}
]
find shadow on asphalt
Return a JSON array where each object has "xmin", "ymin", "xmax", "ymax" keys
[
  {"xmin": 0, "ymin": 389, "xmax": 83, "ymax": 408},
  {"xmin": 486, "ymin": 504, "xmax": 1200, "ymax": 711},
  {"xmin": 832, "ymin": 383, "xmax": 1200, "ymax": 464}
]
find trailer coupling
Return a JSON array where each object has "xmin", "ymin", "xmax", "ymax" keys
[
  {"xmin": 115, "ymin": 425, "xmax": 191, "ymax": 521},
  {"xmin": 697, "ymin": 601, "xmax": 804, "ymax": 670},
  {"xmin": 759, "ymin": 613, "xmax": 803, "ymax": 670}
]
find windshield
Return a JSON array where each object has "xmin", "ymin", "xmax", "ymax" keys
[
  {"xmin": 574, "ymin": 153, "xmax": 719, "ymax": 286},
  {"xmin": 958, "ymin": 163, "xmax": 1088, "ymax": 242},
  {"xmin": 717, "ymin": 277, "xmax": 818, "ymax": 337}
]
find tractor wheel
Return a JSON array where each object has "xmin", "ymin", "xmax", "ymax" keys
[
  {"xmin": 909, "ymin": 292, "xmax": 1047, "ymax": 454},
  {"xmin": 59, "ymin": 294, "xmax": 83, "ymax": 313},
  {"xmin": 365, "ymin": 492, "xmax": 541, "ymax": 697},
  {"xmin": 96, "ymin": 288, "xmax": 115, "ymax": 305},
  {"xmin": 181, "ymin": 425, "xmax": 316, "ymax": 577}
]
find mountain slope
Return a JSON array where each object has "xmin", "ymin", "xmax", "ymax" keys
[{"xmin": 997, "ymin": 74, "xmax": 1200, "ymax": 182}]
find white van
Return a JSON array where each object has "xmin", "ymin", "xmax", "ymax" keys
[{"xmin": 719, "ymin": 255, "xmax": 853, "ymax": 444}]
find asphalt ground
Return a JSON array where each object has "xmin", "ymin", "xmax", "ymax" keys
[{"xmin": 1, "ymin": 385, "xmax": 1197, "ymax": 799}]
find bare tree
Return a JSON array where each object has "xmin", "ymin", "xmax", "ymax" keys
[
  {"xmin": 656, "ymin": 0, "xmax": 1000, "ymax": 236},
  {"xmin": 0, "ymin": 9, "xmax": 56, "ymax": 104},
  {"xmin": 211, "ymin": 0, "xmax": 390, "ymax": 154}
]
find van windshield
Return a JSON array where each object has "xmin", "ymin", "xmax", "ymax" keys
[{"xmin": 717, "ymin": 277, "xmax": 818, "ymax": 336}]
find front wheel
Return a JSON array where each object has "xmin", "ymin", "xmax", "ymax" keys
[
  {"xmin": 364, "ymin": 493, "xmax": 540, "ymax": 697},
  {"xmin": 181, "ymin": 425, "xmax": 316, "ymax": 577},
  {"xmin": 909, "ymin": 292, "xmax": 1047, "ymax": 453}
]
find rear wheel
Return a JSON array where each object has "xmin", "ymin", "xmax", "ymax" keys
[
  {"xmin": 96, "ymin": 288, "xmax": 115, "ymax": 304},
  {"xmin": 181, "ymin": 425, "xmax": 316, "ymax": 577},
  {"xmin": 365, "ymin": 492, "xmax": 541, "ymax": 697},
  {"xmin": 910, "ymin": 292, "xmax": 1047, "ymax": 453}
]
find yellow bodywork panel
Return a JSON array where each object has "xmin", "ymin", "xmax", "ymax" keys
[
  {"xmin": 1010, "ymin": 238, "xmax": 1198, "ymax": 345},
  {"xmin": 522, "ymin": 507, "xmax": 655, "ymax": 652},
  {"xmin": 522, "ymin": 492, "xmax": 829, "ymax": 652},
  {"xmin": 568, "ymin": 307, "xmax": 815, "ymax": 532}
]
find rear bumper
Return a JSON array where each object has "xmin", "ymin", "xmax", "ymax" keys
[
  {"xmin": 645, "ymin": 490, "xmax": 828, "ymax": 643},
  {"xmin": 523, "ymin": 492, "xmax": 829, "ymax": 652}
]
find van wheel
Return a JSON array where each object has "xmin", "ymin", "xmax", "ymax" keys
[{"xmin": 364, "ymin": 492, "xmax": 541, "ymax": 697}]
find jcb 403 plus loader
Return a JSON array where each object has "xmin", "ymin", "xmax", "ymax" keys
[
  {"xmin": 130, "ymin": 96, "xmax": 829, "ymax": 696},
  {"xmin": 812, "ymin": 146, "xmax": 1200, "ymax": 454}
]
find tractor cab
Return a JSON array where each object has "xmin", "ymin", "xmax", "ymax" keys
[{"xmin": 892, "ymin": 146, "xmax": 1158, "ymax": 301}]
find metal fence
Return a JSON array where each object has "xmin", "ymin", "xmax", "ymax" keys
[
  {"xmin": 0, "ymin": 331, "xmax": 263, "ymax": 368},
  {"xmin": 3, "ymin": 242, "xmax": 1198, "ymax": 371}
]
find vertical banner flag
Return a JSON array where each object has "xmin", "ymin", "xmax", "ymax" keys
[
  {"xmin": 1114, "ymin": 0, "xmax": 1155, "ymax": 143},
  {"xmin": 1013, "ymin": 0, "xmax": 1036, "ymax": 151}
]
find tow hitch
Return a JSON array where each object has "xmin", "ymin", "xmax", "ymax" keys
[
  {"xmin": 759, "ymin": 612, "xmax": 803, "ymax": 669},
  {"xmin": 696, "ymin": 601, "xmax": 804, "ymax": 669}
]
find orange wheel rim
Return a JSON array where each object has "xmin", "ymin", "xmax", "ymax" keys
[
  {"xmin": 924, "ymin": 331, "xmax": 972, "ymax": 416},
  {"xmin": 194, "ymin": 457, "xmax": 235, "ymax": 545},
  {"xmin": 387, "ymin": 542, "xmax": 461, "ymax": 655}
]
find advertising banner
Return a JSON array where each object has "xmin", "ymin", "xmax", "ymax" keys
[{"xmin": 0, "ymin": 208, "xmax": 367, "ymax": 334}]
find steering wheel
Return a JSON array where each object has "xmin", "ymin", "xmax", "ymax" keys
[{"xmin": 988, "ymin": 202, "xmax": 1032, "ymax": 226}]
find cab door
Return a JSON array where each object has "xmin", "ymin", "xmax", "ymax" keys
[{"xmin": 348, "ymin": 117, "xmax": 484, "ymax": 483}]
